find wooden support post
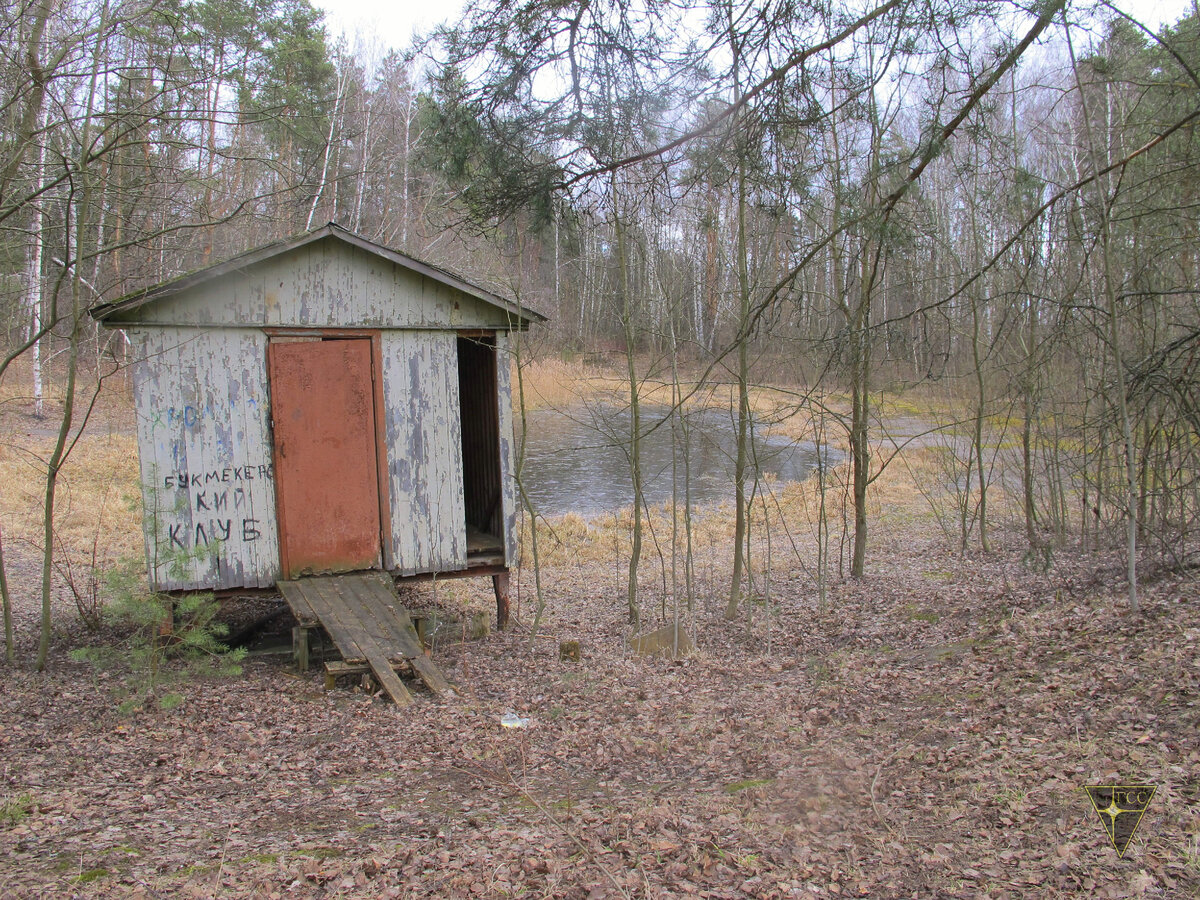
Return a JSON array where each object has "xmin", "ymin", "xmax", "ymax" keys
[
  {"xmin": 293, "ymin": 625, "xmax": 309, "ymax": 673},
  {"xmin": 492, "ymin": 570, "xmax": 511, "ymax": 631}
]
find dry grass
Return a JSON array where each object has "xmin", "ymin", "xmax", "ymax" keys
[
  {"xmin": 510, "ymin": 434, "xmax": 1023, "ymax": 617},
  {"xmin": 0, "ymin": 369, "xmax": 65, "ymax": 408},
  {"xmin": 1, "ymin": 360, "xmax": 142, "ymax": 599},
  {"xmin": 1, "ymin": 354, "xmax": 1018, "ymax": 627},
  {"xmin": 1, "ymin": 356, "xmax": 136, "ymax": 428},
  {"xmin": 512, "ymin": 355, "xmax": 810, "ymax": 421},
  {"xmin": 502, "ymin": 354, "xmax": 1008, "ymax": 587},
  {"xmin": 510, "ymin": 357, "xmax": 622, "ymax": 411},
  {"xmin": 0, "ymin": 431, "xmax": 143, "ymax": 570}
]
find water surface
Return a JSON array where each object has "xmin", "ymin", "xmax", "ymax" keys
[{"xmin": 515, "ymin": 404, "xmax": 839, "ymax": 518}]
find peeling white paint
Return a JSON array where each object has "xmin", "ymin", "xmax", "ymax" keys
[
  {"xmin": 118, "ymin": 239, "xmax": 526, "ymax": 592},
  {"xmin": 381, "ymin": 330, "xmax": 467, "ymax": 574},
  {"xmin": 129, "ymin": 327, "xmax": 279, "ymax": 591},
  {"xmin": 117, "ymin": 242, "xmax": 514, "ymax": 331},
  {"xmin": 494, "ymin": 333, "xmax": 519, "ymax": 567}
]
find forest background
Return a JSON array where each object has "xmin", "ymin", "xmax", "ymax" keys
[
  {"xmin": 3, "ymin": 0, "xmax": 1199, "ymax": 653},
  {"xmin": 1, "ymin": 1, "xmax": 1199, "ymax": 896}
]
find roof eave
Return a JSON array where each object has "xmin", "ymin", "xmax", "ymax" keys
[{"xmin": 90, "ymin": 224, "xmax": 546, "ymax": 327}]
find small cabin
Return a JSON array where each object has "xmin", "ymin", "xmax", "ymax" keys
[{"xmin": 92, "ymin": 224, "xmax": 543, "ymax": 612}]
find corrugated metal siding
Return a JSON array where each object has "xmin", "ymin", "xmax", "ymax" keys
[
  {"xmin": 129, "ymin": 327, "xmax": 279, "ymax": 591},
  {"xmin": 382, "ymin": 331, "xmax": 467, "ymax": 574},
  {"xmin": 114, "ymin": 242, "xmax": 515, "ymax": 330},
  {"xmin": 494, "ymin": 333, "xmax": 519, "ymax": 566}
]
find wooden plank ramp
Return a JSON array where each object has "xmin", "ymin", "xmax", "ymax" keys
[{"xmin": 278, "ymin": 572, "xmax": 454, "ymax": 705}]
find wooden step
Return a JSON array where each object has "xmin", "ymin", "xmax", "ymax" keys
[{"xmin": 279, "ymin": 572, "xmax": 455, "ymax": 704}]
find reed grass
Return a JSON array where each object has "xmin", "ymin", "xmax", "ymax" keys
[{"xmin": 512, "ymin": 357, "xmax": 622, "ymax": 411}]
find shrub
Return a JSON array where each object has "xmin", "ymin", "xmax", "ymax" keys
[{"xmin": 72, "ymin": 559, "xmax": 246, "ymax": 714}]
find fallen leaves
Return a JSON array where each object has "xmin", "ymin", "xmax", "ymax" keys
[{"xmin": 1, "ymin": 520, "xmax": 1198, "ymax": 898}]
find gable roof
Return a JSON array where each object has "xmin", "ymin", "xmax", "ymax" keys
[{"xmin": 90, "ymin": 223, "xmax": 546, "ymax": 327}]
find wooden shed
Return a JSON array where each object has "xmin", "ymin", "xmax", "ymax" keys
[{"xmin": 92, "ymin": 224, "xmax": 543, "ymax": 635}]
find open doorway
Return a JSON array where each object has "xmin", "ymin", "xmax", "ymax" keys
[{"xmin": 457, "ymin": 335, "xmax": 505, "ymax": 556}]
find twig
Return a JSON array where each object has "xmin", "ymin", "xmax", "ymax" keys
[
  {"xmin": 213, "ymin": 823, "xmax": 231, "ymax": 889},
  {"xmin": 869, "ymin": 725, "xmax": 931, "ymax": 838},
  {"xmin": 453, "ymin": 760, "xmax": 631, "ymax": 900},
  {"xmin": 507, "ymin": 775, "xmax": 631, "ymax": 900}
]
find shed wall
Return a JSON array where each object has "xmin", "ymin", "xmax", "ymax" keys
[
  {"xmin": 120, "ymin": 241, "xmax": 529, "ymax": 591},
  {"xmin": 381, "ymin": 330, "xmax": 468, "ymax": 575},
  {"xmin": 113, "ymin": 241, "xmax": 517, "ymax": 331},
  {"xmin": 495, "ymin": 333, "xmax": 519, "ymax": 567},
  {"xmin": 129, "ymin": 327, "xmax": 280, "ymax": 591}
]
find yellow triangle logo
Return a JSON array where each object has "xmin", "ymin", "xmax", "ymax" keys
[{"xmin": 1083, "ymin": 785, "xmax": 1157, "ymax": 857}]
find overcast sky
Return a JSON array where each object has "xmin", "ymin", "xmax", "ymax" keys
[
  {"xmin": 314, "ymin": 0, "xmax": 1196, "ymax": 52},
  {"xmin": 313, "ymin": 0, "xmax": 455, "ymax": 50}
]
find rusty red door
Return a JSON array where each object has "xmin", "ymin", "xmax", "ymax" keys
[{"xmin": 268, "ymin": 338, "xmax": 382, "ymax": 578}]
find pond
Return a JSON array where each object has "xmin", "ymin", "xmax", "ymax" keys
[{"xmin": 515, "ymin": 404, "xmax": 841, "ymax": 518}]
